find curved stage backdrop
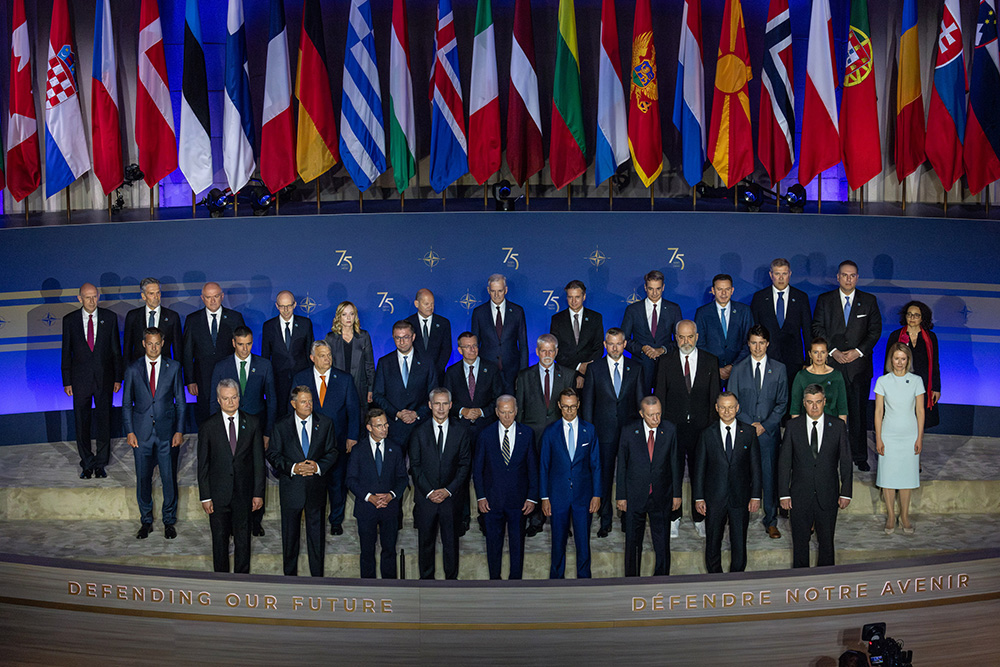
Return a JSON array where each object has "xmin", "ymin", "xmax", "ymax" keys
[{"xmin": 0, "ymin": 210, "xmax": 997, "ymax": 443}]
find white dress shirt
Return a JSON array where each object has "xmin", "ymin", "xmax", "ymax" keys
[
  {"xmin": 144, "ymin": 355, "xmax": 162, "ymax": 389},
  {"xmin": 82, "ymin": 309, "xmax": 99, "ymax": 337},
  {"xmin": 492, "ymin": 300, "xmax": 506, "ymax": 326},
  {"xmin": 771, "ymin": 286, "xmax": 788, "ymax": 321},
  {"xmin": 397, "ymin": 349, "xmax": 414, "ymax": 377},
  {"xmin": 146, "ymin": 305, "xmax": 161, "ymax": 329},
  {"xmin": 716, "ymin": 302, "xmax": 731, "ymax": 331},
  {"xmin": 293, "ymin": 413, "xmax": 322, "ymax": 475},
  {"xmin": 365, "ymin": 437, "xmax": 396, "ymax": 501},
  {"xmin": 206, "ymin": 307, "xmax": 223, "ymax": 329},
  {"xmin": 644, "ymin": 298, "xmax": 662, "ymax": 332},
  {"xmin": 607, "ymin": 355, "xmax": 625, "ymax": 383},
  {"xmin": 679, "ymin": 347, "xmax": 700, "ymax": 379},
  {"xmin": 427, "ymin": 418, "xmax": 451, "ymax": 497}
]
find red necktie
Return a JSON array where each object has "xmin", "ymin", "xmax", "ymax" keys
[
  {"xmin": 650, "ymin": 304, "xmax": 658, "ymax": 339},
  {"xmin": 149, "ymin": 361, "xmax": 156, "ymax": 397},
  {"xmin": 647, "ymin": 429, "xmax": 655, "ymax": 494},
  {"xmin": 494, "ymin": 305, "xmax": 503, "ymax": 341},
  {"xmin": 544, "ymin": 368, "xmax": 551, "ymax": 408},
  {"xmin": 86, "ymin": 314, "xmax": 95, "ymax": 351},
  {"xmin": 468, "ymin": 365, "xmax": 476, "ymax": 401}
]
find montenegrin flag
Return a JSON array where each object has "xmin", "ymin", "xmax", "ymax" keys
[
  {"xmin": 550, "ymin": 0, "xmax": 586, "ymax": 189},
  {"xmin": 136, "ymin": 0, "xmax": 176, "ymax": 188},
  {"xmin": 468, "ymin": 0, "xmax": 501, "ymax": 185},
  {"xmin": 925, "ymin": 0, "xmax": 967, "ymax": 191},
  {"xmin": 506, "ymin": 0, "xmax": 544, "ymax": 186},
  {"xmin": 260, "ymin": 0, "xmax": 296, "ymax": 193},
  {"xmin": 758, "ymin": 0, "xmax": 794, "ymax": 187},
  {"xmin": 595, "ymin": 0, "xmax": 629, "ymax": 186},
  {"xmin": 92, "ymin": 0, "xmax": 123, "ymax": 195},
  {"xmin": 839, "ymin": 0, "xmax": 882, "ymax": 191},
  {"xmin": 389, "ymin": 0, "xmax": 417, "ymax": 193},
  {"xmin": 965, "ymin": 0, "xmax": 1000, "ymax": 194},
  {"xmin": 6, "ymin": 0, "xmax": 41, "ymax": 202},
  {"xmin": 45, "ymin": 0, "xmax": 91, "ymax": 198},
  {"xmin": 896, "ymin": 0, "xmax": 926, "ymax": 181},
  {"xmin": 798, "ymin": 0, "xmax": 840, "ymax": 186},
  {"xmin": 708, "ymin": 0, "xmax": 753, "ymax": 189},
  {"xmin": 629, "ymin": 0, "xmax": 662, "ymax": 187},
  {"xmin": 296, "ymin": 0, "xmax": 340, "ymax": 183}
]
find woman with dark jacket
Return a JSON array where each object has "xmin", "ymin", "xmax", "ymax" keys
[{"xmin": 885, "ymin": 301, "xmax": 941, "ymax": 429}]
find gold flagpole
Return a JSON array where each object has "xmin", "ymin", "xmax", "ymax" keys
[
  {"xmin": 901, "ymin": 177, "xmax": 906, "ymax": 213},
  {"xmin": 567, "ymin": 184, "xmax": 571, "ymax": 211},
  {"xmin": 693, "ymin": 185, "xmax": 697, "ymax": 210},
  {"xmin": 400, "ymin": 190, "xmax": 404, "ymax": 212},
  {"xmin": 442, "ymin": 190, "xmax": 446, "ymax": 212},
  {"xmin": 359, "ymin": 189, "xmax": 363, "ymax": 213},
  {"xmin": 818, "ymin": 176, "xmax": 822, "ymax": 213},
  {"xmin": 107, "ymin": 194, "xmax": 112, "ymax": 222},
  {"xmin": 192, "ymin": 191, "xmax": 196, "ymax": 218}
]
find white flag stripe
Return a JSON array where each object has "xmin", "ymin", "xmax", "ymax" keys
[
  {"xmin": 433, "ymin": 88, "xmax": 468, "ymax": 151},
  {"xmin": 341, "ymin": 118, "xmax": 380, "ymax": 182},
  {"xmin": 139, "ymin": 22, "xmax": 174, "ymax": 132},
  {"xmin": 510, "ymin": 38, "xmax": 541, "ymax": 129},
  {"xmin": 344, "ymin": 66, "xmax": 386, "ymax": 149},
  {"xmin": 470, "ymin": 25, "xmax": 498, "ymax": 116},
  {"xmin": 262, "ymin": 28, "xmax": 290, "ymax": 125}
]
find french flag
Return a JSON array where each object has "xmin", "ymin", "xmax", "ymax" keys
[
  {"xmin": 672, "ymin": 0, "xmax": 705, "ymax": 188},
  {"xmin": 925, "ymin": 0, "xmax": 966, "ymax": 191},
  {"xmin": 91, "ymin": 0, "xmax": 122, "ymax": 195},
  {"xmin": 260, "ymin": 0, "xmax": 296, "ymax": 194}
]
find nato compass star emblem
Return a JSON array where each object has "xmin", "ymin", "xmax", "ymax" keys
[
  {"xmin": 586, "ymin": 246, "xmax": 608, "ymax": 268},
  {"xmin": 0, "ymin": 315, "xmax": 7, "ymax": 330},
  {"xmin": 626, "ymin": 290, "xmax": 643, "ymax": 305},
  {"xmin": 421, "ymin": 247, "xmax": 444, "ymax": 271},
  {"xmin": 42, "ymin": 312, "xmax": 57, "ymax": 327},
  {"xmin": 299, "ymin": 294, "xmax": 318, "ymax": 315},
  {"xmin": 459, "ymin": 290, "xmax": 480, "ymax": 313}
]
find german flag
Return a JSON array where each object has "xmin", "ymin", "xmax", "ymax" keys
[{"xmin": 296, "ymin": 0, "xmax": 339, "ymax": 182}]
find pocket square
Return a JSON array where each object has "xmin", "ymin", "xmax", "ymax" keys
[
  {"xmin": 580, "ymin": 441, "xmax": 590, "ymax": 447},
  {"xmin": 856, "ymin": 314, "xmax": 867, "ymax": 318}
]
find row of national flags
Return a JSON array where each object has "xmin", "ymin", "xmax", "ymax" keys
[{"xmin": 5, "ymin": 0, "xmax": 1000, "ymax": 205}]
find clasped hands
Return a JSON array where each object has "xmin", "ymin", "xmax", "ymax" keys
[
  {"xmin": 367, "ymin": 492, "xmax": 394, "ymax": 509},
  {"xmin": 293, "ymin": 460, "xmax": 319, "ymax": 476}
]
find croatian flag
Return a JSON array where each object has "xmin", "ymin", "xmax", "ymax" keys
[
  {"xmin": 965, "ymin": 0, "xmax": 1000, "ymax": 194},
  {"xmin": 925, "ymin": 0, "xmax": 966, "ymax": 191},
  {"xmin": 340, "ymin": 0, "xmax": 387, "ymax": 192},
  {"xmin": 595, "ymin": 0, "xmax": 628, "ymax": 186},
  {"xmin": 92, "ymin": 0, "xmax": 122, "ymax": 195},
  {"xmin": 260, "ymin": 0, "xmax": 296, "ymax": 194},
  {"xmin": 223, "ymin": 0, "xmax": 256, "ymax": 194},
  {"xmin": 45, "ymin": 0, "xmax": 91, "ymax": 198},
  {"xmin": 672, "ymin": 0, "xmax": 705, "ymax": 188},
  {"xmin": 429, "ymin": 0, "xmax": 468, "ymax": 193}
]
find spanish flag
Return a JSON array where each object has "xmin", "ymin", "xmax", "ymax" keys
[
  {"xmin": 296, "ymin": 0, "xmax": 339, "ymax": 182},
  {"xmin": 895, "ymin": 0, "xmax": 925, "ymax": 181},
  {"xmin": 707, "ymin": 0, "xmax": 753, "ymax": 188},
  {"xmin": 628, "ymin": 0, "xmax": 662, "ymax": 187}
]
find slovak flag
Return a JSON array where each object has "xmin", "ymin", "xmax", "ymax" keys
[
  {"xmin": 925, "ymin": 0, "xmax": 966, "ymax": 191},
  {"xmin": 45, "ymin": 0, "xmax": 91, "ymax": 198},
  {"xmin": 91, "ymin": 0, "xmax": 122, "ymax": 195}
]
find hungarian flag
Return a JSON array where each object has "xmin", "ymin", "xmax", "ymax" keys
[
  {"xmin": 839, "ymin": 0, "xmax": 881, "ymax": 190},
  {"xmin": 469, "ymin": 0, "xmax": 500, "ymax": 184},
  {"xmin": 92, "ymin": 0, "xmax": 122, "ymax": 195},
  {"xmin": 5, "ymin": 0, "xmax": 41, "ymax": 202},
  {"xmin": 296, "ymin": 0, "xmax": 339, "ymax": 183},
  {"xmin": 136, "ymin": 0, "xmax": 176, "ymax": 188},
  {"xmin": 758, "ymin": 0, "xmax": 794, "ymax": 186},
  {"xmin": 896, "ymin": 0, "xmax": 925, "ymax": 181},
  {"xmin": 798, "ymin": 0, "xmax": 840, "ymax": 186},
  {"xmin": 260, "ymin": 0, "xmax": 296, "ymax": 193},
  {"xmin": 708, "ymin": 0, "xmax": 753, "ymax": 189},
  {"xmin": 506, "ymin": 0, "xmax": 543, "ymax": 186},
  {"xmin": 629, "ymin": 0, "xmax": 662, "ymax": 187},
  {"xmin": 550, "ymin": 0, "xmax": 586, "ymax": 189},
  {"xmin": 965, "ymin": 0, "xmax": 1000, "ymax": 194},
  {"xmin": 595, "ymin": 0, "xmax": 628, "ymax": 186},
  {"xmin": 925, "ymin": 0, "xmax": 966, "ymax": 191},
  {"xmin": 389, "ymin": 0, "xmax": 416, "ymax": 193}
]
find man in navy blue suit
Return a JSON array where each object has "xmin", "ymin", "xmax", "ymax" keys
[
  {"xmin": 406, "ymin": 288, "xmax": 453, "ymax": 382},
  {"xmin": 473, "ymin": 395, "xmax": 538, "ymax": 580},
  {"xmin": 122, "ymin": 328, "xmax": 186, "ymax": 539},
  {"xmin": 261, "ymin": 290, "xmax": 314, "ymax": 420},
  {"xmin": 694, "ymin": 273, "xmax": 753, "ymax": 384},
  {"xmin": 621, "ymin": 270, "xmax": 682, "ymax": 392},
  {"xmin": 292, "ymin": 340, "xmax": 360, "ymax": 536},
  {"xmin": 471, "ymin": 274, "xmax": 528, "ymax": 394},
  {"xmin": 750, "ymin": 259, "xmax": 812, "ymax": 406},
  {"xmin": 540, "ymin": 388, "xmax": 602, "ymax": 579},
  {"xmin": 347, "ymin": 408, "xmax": 409, "ymax": 578},
  {"xmin": 372, "ymin": 320, "xmax": 437, "ymax": 454},
  {"xmin": 123, "ymin": 277, "xmax": 182, "ymax": 366}
]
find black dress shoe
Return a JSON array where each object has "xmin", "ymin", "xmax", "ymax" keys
[
  {"xmin": 94, "ymin": 468, "xmax": 107, "ymax": 478},
  {"xmin": 329, "ymin": 525, "xmax": 343, "ymax": 536},
  {"xmin": 856, "ymin": 460, "xmax": 871, "ymax": 472},
  {"xmin": 597, "ymin": 527, "xmax": 610, "ymax": 538},
  {"xmin": 80, "ymin": 469, "xmax": 92, "ymax": 480},
  {"xmin": 136, "ymin": 524, "xmax": 153, "ymax": 539},
  {"xmin": 164, "ymin": 524, "xmax": 177, "ymax": 539},
  {"xmin": 253, "ymin": 526, "xmax": 266, "ymax": 537},
  {"xmin": 525, "ymin": 525, "xmax": 540, "ymax": 538}
]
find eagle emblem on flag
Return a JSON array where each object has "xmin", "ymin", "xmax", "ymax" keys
[{"xmin": 631, "ymin": 31, "xmax": 658, "ymax": 113}]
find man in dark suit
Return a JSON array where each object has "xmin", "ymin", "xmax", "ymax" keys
[
  {"xmin": 812, "ymin": 260, "xmax": 882, "ymax": 471},
  {"xmin": 209, "ymin": 326, "xmax": 278, "ymax": 536},
  {"xmin": 654, "ymin": 319, "xmax": 721, "ymax": 538},
  {"xmin": 727, "ymin": 325, "xmax": 788, "ymax": 539},
  {"xmin": 473, "ymin": 395, "xmax": 538, "ymax": 580},
  {"xmin": 694, "ymin": 273, "xmax": 753, "ymax": 384},
  {"xmin": 123, "ymin": 277, "xmax": 182, "ymax": 365},
  {"xmin": 346, "ymin": 408, "xmax": 409, "ymax": 578},
  {"xmin": 550, "ymin": 280, "xmax": 604, "ymax": 388},
  {"xmin": 750, "ymin": 258, "xmax": 812, "ymax": 400},
  {"xmin": 470, "ymin": 274, "xmax": 528, "ymax": 393},
  {"xmin": 406, "ymin": 288, "xmax": 453, "ymax": 382},
  {"xmin": 267, "ymin": 386, "xmax": 338, "ymax": 576},
  {"xmin": 261, "ymin": 290, "xmax": 314, "ymax": 420},
  {"xmin": 515, "ymin": 334, "xmax": 573, "ymax": 537},
  {"xmin": 779, "ymin": 384, "xmax": 853, "ymax": 568},
  {"xmin": 693, "ymin": 392, "xmax": 761, "ymax": 573},
  {"xmin": 540, "ymin": 388, "xmax": 602, "ymax": 579},
  {"xmin": 621, "ymin": 270, "xmax": 683, "ymax": 392},
  {"xmin": 372, "ymin": 320, "xmax": 437, "ymax": 454},
  {"xmin": 616, "ymin": 397, "xmax": 682, "ymax": 576},
  {"xmin": 409, "ymin": 388, "xmax": 472, "ymax": 579},
  {"xmin": 121, "ymin": 327, "xmax": 185, "ymax": 539},
  {"xmin": 182, "ymin": 282, "xmax": 246, "ymax": 427},
  {"xmin": 581, "ymin": 327, "xmax": 645, "ymax": 537},
  {"xmin": 197, "ymin": 379, "xmax": 265, "ymax": 573},
  {"xmin": 292, "ymin": 340, "xmax": 360, "ymax": 536},
  {"xmin": 61, "ymin": 283, "xmax": 123, "ymax": 479}
]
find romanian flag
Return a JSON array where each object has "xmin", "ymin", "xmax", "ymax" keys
[
  {"xmin": 707, "ymin": 0, "xmax": 753, "ymax": 189},
  {"xmin": 628, "ymin": 0, "xmax": 662, "ymax": 187},
  {"xmin": 550, "ymin": 0, "xmax": 586, "ymax": 189},
  {"xmin": 896, "ymin": 0, "xmax": 925, "ymax": 181},
  {"xmin": 296, "ymin": 0, "xmax": 339, "ymax": 183}
]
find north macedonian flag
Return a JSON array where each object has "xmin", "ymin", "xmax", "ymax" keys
[
  {"xmin": 707, "ymin": 0, "xmax": 753, "ymax": 189},
  {"xmin": 628, "ymin": 0, "xmax": 662, "ymax": 187}
]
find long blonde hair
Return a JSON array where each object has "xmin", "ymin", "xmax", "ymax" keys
[{"xmin": 331, "ymin": 301, "xmax": 362, "ymax": 335}]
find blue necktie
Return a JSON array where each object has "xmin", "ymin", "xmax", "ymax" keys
[
  {"xmin": 720, "ymin": 307, "xmax": 728, "ymax": 339},
  {"xmin": 567, "ymin": 423, "xmax": 576, "ymax": 460},
  {"xmin": 725, "ymin": 425, "xmax": 733, "ymax": 460},
  {"xmin": 375, "ymin": 442, "xmax": 383, "ymax": 476},
  {"xmin": 776, "ymin": 291, "xmax": 785, "ymax": 328},
  {"xmin": 401, "ymin": 355, "xmax": 409, "ymax": 388},
  {"xmin": 613, "ymin": 361, "xmax": 621, "ymax": 397},
  {"xmin": 843, "ymin": 296, "xmax": 851, "ymax": 326},
  {"xmin": 300, "ymin": 420, "xmax": 309, "ymax": 457},
  {"xmin": 148, "ymin": 310, "xmax": 156, "ymax": 328}
]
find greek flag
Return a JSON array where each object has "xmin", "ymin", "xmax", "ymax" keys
[{"xmin": 340, "ymin": 0, "xmax": 386, "ymax": 191}]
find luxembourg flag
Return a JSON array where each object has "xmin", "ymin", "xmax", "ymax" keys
[
  {"xmin": 595, "ymin": 0, "xmax": 628, "ymax": 186},
  {"xmin": 223, "ymin": 0, "xmax": 255, "ymax": 194},
  {"xmin": 91, "ymin": 0, "xmax": 122, "ymax": 195},
  {"xmin": 672, "ymin": 0, "xmax": 706, "ymax": 188},
  {"xmin": 45, "ymin": 0, "xmax": 91, "ymax": 198}
]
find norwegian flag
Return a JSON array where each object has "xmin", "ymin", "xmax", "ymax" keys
[{"xmin": 759, "ymin": 0, "xmax": 794, "ymax": 186}]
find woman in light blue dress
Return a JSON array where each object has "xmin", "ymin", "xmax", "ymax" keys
[{"xmin": 874, "ymin": 343, "xmax": 925, "ymax": 535}]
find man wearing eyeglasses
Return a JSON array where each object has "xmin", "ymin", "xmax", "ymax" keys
[
  {"xmin": 372, "ymin": 320, "xmax": 438, "ymax": 455},
  {"xmin": 261, "ymin": 290, "xmax": 315, "ymax": 420}
]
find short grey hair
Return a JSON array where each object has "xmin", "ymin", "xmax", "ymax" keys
[
  {"xmin": 536, "ymin": 333, "xmax": 558, "ymax": 348},
  {"xmin": 217, "ymin": 378, "xmax": 239, "ymax": 393},
  {"xmin": 311, "ymin": 339, "xmax": 332, "ymax": 355},
  {"xmin": 429, "ymin": 387, "xmax": 452, "ymax": 402},
  {"xmin": 487, "ymin": 273, "xmax": 507, "ymax": 287},
  {"xmin": 140, "ymin": 277, "xmax": 160, "ymax": 291}
]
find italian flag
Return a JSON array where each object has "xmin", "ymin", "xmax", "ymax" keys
[
  {"xmin": 468, "ymin": 0, "xmax": 500, "ymax": 184},
  {"xmin": 550, "ymin": 0, "xmax": 586, "ymax": 189},
  {"xmin": 389, "ymin": 0, "xmax": 416, "ymax": 193}
]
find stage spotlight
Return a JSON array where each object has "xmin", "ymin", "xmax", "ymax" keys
[
  {"xmin": 249, "ymin": 186, "xmax": 274, "ymax": 216},
  {"xmin": 123, "ymin": 163, "xmax": 145, "ymax": 186},
  {"xmin": 742, "ymin": 181, "xmax": 763, "ymax": 212},
  {"xmin": 785, "ymin": 183, "xmax": 806, "ymax": 213},
  {"xmin": 204, "ymin": 188, "xmax": 230, "ymax": 217},
  {"xmin": 492, "ymin": 179, "xmax": 514, "ymax": 211}
]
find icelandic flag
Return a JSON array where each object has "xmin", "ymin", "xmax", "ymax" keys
[
  {"xmin": 672, "ymin": 0, "xmax": 706, "ymax": 188},
  {"xmin": 429, "ymin": 0, "xmax": 469, "ymax": 193},
  {"xmin": 340, "ymin": 0, "xmax": 387, "ymax": 192},
  {"xmin": 45, "ymin": 0, "xmax": 91, "ymax": 198},
  {"xmin": 964, "ymin": 0, "xmax": 1000, "ymax": 194},
  {"xmin": 595, "ymin": 0, "xmax": 628, "ymax": 186},
  {"xmin": 91, "ymin": 0, "xmax": 122, "ymax": 195},
  {"xmin": 223, "ymin": 0, "xmax": 256, "ymax": 194}
]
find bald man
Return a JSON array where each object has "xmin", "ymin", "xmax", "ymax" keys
[
  {"xmin": 406, "ymin": 288, "xmax": 453, "ymax": 382},
  {"xmin": 261, "ymin": 290, "xmax": 315, "ymax": 419},
  {"xmin": 182, "ymin": 282, "xmax": 246, "ymax": 427},
  {"xmin": 61, "ymin": 283, "xmax": 123, "ymax": 479}
]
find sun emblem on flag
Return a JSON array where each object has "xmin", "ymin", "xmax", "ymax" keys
[
  {"xmin": 631, "ymin": 31, "xmax": 658, "ymax": 113},
  {"xmin": 844, "ymin": 27, "xmax": 873, "ymax": 87}
]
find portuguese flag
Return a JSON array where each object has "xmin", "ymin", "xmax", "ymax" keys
[
  {"xmin": 549, "ymin": 0, "xmax": 586, "ymax": 189},
  {"xmin": 839, "ymin": 0, "xmax": 881, "ymax": 190}
]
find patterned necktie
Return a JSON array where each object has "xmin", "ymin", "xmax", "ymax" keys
[
  {"xmin": 228, "ymin": 416, "xmax": 237, "ymax": 454},
  {"xmin": 319, "ymin": 374, "xmax": 327, "ymax": 407},
  {"xmin": 149, "ymin": 361, "xmax": 157, "ymax": 397},
  {"xmin": 468, "ymin": 365, "xmax": 476, "ymax": 401},
  {"xmin": 776, "ymin": 291, "xmax": 785, "ymax": 328},
  {"xmin": 495, "ymin": 305, "xmax": 503, "ymax": 341},
  {"xmin": 544, "ymin": 368, "xmax": 550, "ymax": 408},
  {"xmin": 375, "ymin": 441, "xmax": 383, "ymax": 476},
  {"xmin": 210, "ymin": 313, "xmax": 218, "ymax": 345},
  {"xmin": 423, "ymin": 319, "xmax": 430, "ymax": 349},
  {"xmin": 87, "ymin": 314, "xmax": 95, "ymax": 351},
  {"xmin": 501, "ymin": 428, "xmax": 511, "ymax": 465},
  {"xmin": 811, "ymin": 421, "xmax": 820, "ymax": 458},
  {"xmin": 285, "ymin": 321, "xmax": 292, "ymax": 348},
  {"xmin": 573, "ymin": 312, "xmax": 580, "ymax": 344},
  {"xmin": 650, "ymin": 303, "xmax": 658, "ymax": 338},
  {"xmin": 720, "ymin": 307, "xmax": 728, "ymax": 339},
  {"xmin": 843, "ymin": 296, "xmax": 851, "ymax": 326},
  {"xmin": 239, "ymin": 360, "xmax": 248, "ymax": 394},
  {"xmin": 300, "ymin": 420, "xmax": 310, "ymax": 457},
  {"xmin": 401, "ymin": 355, "xmax": 409, "ymax": 388},
  {"xmin": 754, "ymin": 361, "xmax": 762, "ymax": 390},
  {"xmin": 613, "ymin": 361, "xmax": 621, "ymax": 397},
  {"xmin": 148, "ymin": 310, "xmax": 156, "ymax": 328},
  {"xmin": 684, "ymin": 355, "xmax": 692, "ymax": 392},
  {"xmin": 725, "ymin": 425, "xmax": 733, "ymax": 459},
  {"xmin": 567, "ymin": 423, "xmax": 576, "ymax": 460}
]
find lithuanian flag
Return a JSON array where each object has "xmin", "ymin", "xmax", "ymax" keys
[{"xmin": 549, "ymin": 0, "xmax": 586, "ymax": 189}]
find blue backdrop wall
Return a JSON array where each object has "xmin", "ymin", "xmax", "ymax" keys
[{"xmin": 0, "ymin": 210, "xmax": 997, "ymax": 443}]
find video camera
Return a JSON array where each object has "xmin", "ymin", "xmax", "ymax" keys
[{"xmin": 862, "ymin": 622, "xmax": 913, "ymax": 667}]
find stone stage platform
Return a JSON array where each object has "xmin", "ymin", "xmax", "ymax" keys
[{"xmin": 1, "ymin": 434, "xmax": 997, "ymax": 579}]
